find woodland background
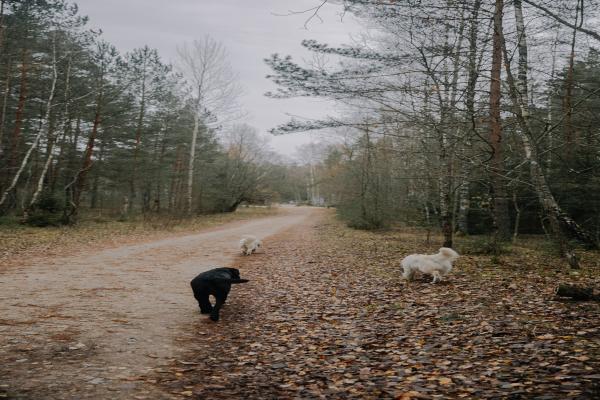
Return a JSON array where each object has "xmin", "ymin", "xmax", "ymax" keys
[{"xmin": 1, "ymin": 0, "xmax": 600, "ymax": 265}]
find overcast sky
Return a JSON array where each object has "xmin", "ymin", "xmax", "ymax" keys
[{"xmin": 73, "ymin": 0, "xmax": 361, "ymax": 158}]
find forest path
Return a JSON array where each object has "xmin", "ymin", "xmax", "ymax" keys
[{"xmin": 0, "ymin": 206, "xmax": 321, "ymax": 399}]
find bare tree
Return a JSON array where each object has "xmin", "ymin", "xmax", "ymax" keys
[
  {"xmin": 218, "ymin": 124, "xmax": 270, "ymax": 211},
  {"xmin": 176, "ymin": 36, "xmax": 242, "ymax": 215}
]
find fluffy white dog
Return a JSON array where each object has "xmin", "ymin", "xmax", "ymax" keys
[
  {"xmin": 239, "ymin": 235, "xmax": 262, "ymax": 255},
  {"xmin": 401, "ymin": 247, "xmax": 459, "ymax": 283}
]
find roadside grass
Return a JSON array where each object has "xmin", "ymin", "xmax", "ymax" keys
[
  {"xmin": 340, "ymin": 221, "xmax": 600, "ymax": 279},
  {"xmin": 0, "ymin": 206, "xmax": 279, "ymax": 265}
]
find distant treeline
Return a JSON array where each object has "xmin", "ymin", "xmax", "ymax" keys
[{"xmin": 0, "ymin": 0, "xmax": 302, "ymax": 226}]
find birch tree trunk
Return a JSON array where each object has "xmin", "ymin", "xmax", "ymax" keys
[
  {"xmin": 27, "ymin": 128, "xmax": 56, "ymax": 216},
  {"xmin": 456, "ymin": 167, "xmax": 470, "ymax": 235},
  {"xmin": 28, "ymin": 52, "xmax": 72, "ymax": 211},
  {"xmin": 186, "ymin": 105, "xmax": 200, "ymax": 215},
  {"xmin": 0, "ymin": 36, "xmax": 58, "ymax": 209},
  {"xmin": 176, "ymin": 36, "xmax": 242, "ymax": 215},
  {"xmin": 545, "ymin": 27, "xmax": 560, "ymax": 174},
  {"xmin": 562, "ymin": 0, "xmax": 583, "ymax": 154},
  {"xmin": 503, "ymin": 0, "xmax": 597, "ymax": 261}
]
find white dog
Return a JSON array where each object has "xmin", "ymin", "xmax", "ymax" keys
[
  {"xmin": 401, "ymin": 247, "xmax": 459, "ymax": 283},
  {"xmin": 239, "ymin": 235, "xmax": 262, "ymax": 255}
]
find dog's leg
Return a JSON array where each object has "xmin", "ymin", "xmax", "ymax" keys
[
  {"xmin": 198, "ymin": 294, "xmax": 213, "ymax": 314},
  {"xmin": 431, "ymin": 271, "xmax": 441, "ymax": 284},
  {"xmin": 210, "ymin": 297, "xmax": 225, "ymax": 321},
  {"xmin": 210, "ymin": 287, "xmax": 230, "ymax": 322},
  {"xmin": 191, "ymin": 282, "xmax": 213, "ymax": 314}
]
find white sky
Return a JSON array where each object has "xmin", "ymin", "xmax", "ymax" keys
[{"xmin": 73, "ymin": 0, "xmax": 361, "ymax": 158}]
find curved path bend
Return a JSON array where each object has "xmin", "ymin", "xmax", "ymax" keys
[{"xmin": 0, "ymin": 206, "xmax": 320, "ymax": 399}]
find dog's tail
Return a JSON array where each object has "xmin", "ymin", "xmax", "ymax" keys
[
  {"xmin": 439, "ymin": 247, "xmax": 459, "ymax": 259},
  {"xmin": 211, "ymin": 278, "xmax": 249, "ymax": 284}
]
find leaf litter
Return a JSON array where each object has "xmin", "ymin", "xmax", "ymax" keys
[{"xmin": 151, "ymin": 215, "xmax": 600, "ymax": 399}]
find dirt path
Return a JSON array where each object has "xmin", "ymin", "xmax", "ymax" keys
[{"xmin": 0, "ymin": 206, "xmax": 320, "ymax": 399}]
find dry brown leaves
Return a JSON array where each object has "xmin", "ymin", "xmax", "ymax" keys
[{"xmin": 152, "ymin": 216, "xmax": 600, "ymax": 399}]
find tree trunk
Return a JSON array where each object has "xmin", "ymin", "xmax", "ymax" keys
[
  {"xmin": 438, "ymin": 134, "xmax": 453, "ymax": 247},
  {"xmin": 437, "ymin": 6, "xmax": 466, "ymax": 248},
  {"xmin": 512, "ymin": 192, "xmax": 521, "ymax": 243},
  {"xmin": 456, "ymin": 170, "xmax": 470, "ymax": 235},
  {"xmin": 27, "ymin": 125, "xmax": 56, "ymax": 213},
  {"xmin": 131, "ymin": 66, "xmax": 147, "ymax": 209},
  {"xmin": 0, "ymin": 43, "xmax": 57, "ymax": 209},
  {"xmin": 500, "ymin": 6, "xmax": 597, "ymax": 257},
  {"xmin": 154, "ymin": 121, "xmax": 169, "ymax": 213},
  {"xmin": 0, "ymin": 0, "xmax": 6, "ymax": 56},
  {"xmin": 0, "ymin": 56, "xmax": 11, "ymax": 156},
  {"xmin": 465, "ymin": 0, "xmax": 481, "ymax": 135},
  {"xmin": 6, "ymin": 50, "xmax": 29, "ymax": 186},
  {"xmin": 71, "ymin": 98, "xmax": 101, "ymax": 216},
  {"xmin": 170, "ymin": 144, "xmax": 184, "ymax": 213},
  {"xmin": 89, "ymin": 140, "xmax": 104, "ymax": 209},
  {"xmin": 120, "ymin": 196, "xmax": 130, "ymax": 220},
  {"xmin": 28, "ymin": 52, "xmax": 73, "ymax": 212},
  {"xmin": 545, "ymin": 27, "xmax": 560, "ymax": 174},
  {"xmin": 555, "ymin": 284, "xmax": 599, "ymax": 301},
  {"xmin": 562, "ymin": 0, "xmax": 583, "ymax": 154},
  {"xmin": 489, "ymin": 0, "xmax": 512, "ymax": 241},
  {"xmin": 186, "ymin": 110, "xmax": 200, "ymax": 215},
  {"xmin": 456, "ymin": 0, "xmax": 481, "ymax": 237}
]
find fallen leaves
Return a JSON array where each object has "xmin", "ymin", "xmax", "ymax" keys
[
  {"xmin": 143, "ymin": 216, "xmax": 600, "ymax": 399},
  {"xmin": 438, "ymin": 377, "xmax": 453, "ymax": 385}
]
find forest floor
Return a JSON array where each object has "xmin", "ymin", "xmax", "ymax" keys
[
  {"xmin": 1, "ymin": 207, "xmax": 600, "ymax": 399},
  {"xmin": 151, "ymin": 212, "xmax": 600, "ymax": 399}
]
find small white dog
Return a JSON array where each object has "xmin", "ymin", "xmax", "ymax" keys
[
  {"xmin": 401, "ymin": 247, "xmax": 459, "ymax": 283},
  {"xmin": 239, "ymin": 235, "xmax": 262, "ymax": 255}
]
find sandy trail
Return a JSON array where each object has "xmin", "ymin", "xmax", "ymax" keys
[{"xmin": 0, "ymin": 206, "xmax": 317, "ymax": 399}]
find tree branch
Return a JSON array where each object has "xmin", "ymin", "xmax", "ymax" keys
[{"xmin": 522, "ymin": 0, "xmax": 600, "ymax": 42}]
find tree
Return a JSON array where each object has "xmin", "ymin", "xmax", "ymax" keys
[
  {"xmin": 176, "ymin": 36, "xmax": 242, "ymax": 215},
  {"xmin": 213, "ymin": 124, "xmax": 270, "ymax": 212},
  {"xmin": 265, "ymin": 0, "xmax": 600, "ymax": 259},
  {"xmin": 488, "ymin": 0, "xmax": 512, "ymax": 241}
]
